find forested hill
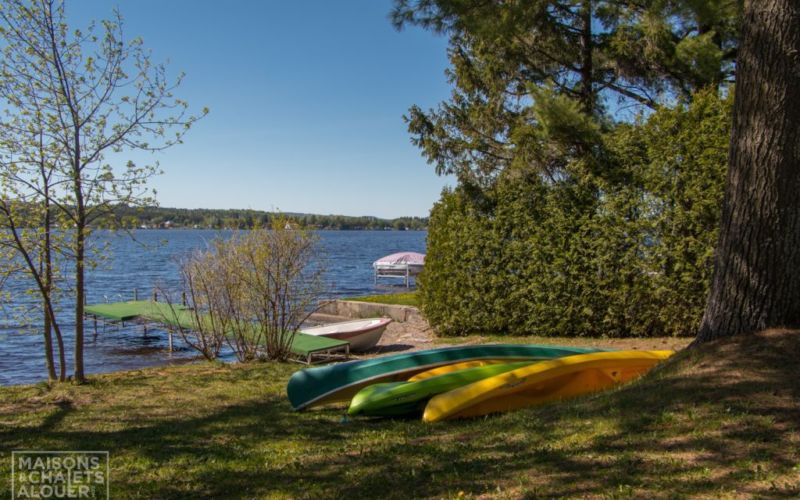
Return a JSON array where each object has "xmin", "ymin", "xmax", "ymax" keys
[{"xmin": 105, "ymin": 206, "xmax": 428, "ymax": 230}]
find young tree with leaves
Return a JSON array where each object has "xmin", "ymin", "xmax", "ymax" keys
[
  {"xmin": 0, "ymin": 126, "xmax": 68, "ymax": 381},
  {"xmin": 0, "ymin": 0, "xmax": 206, "ymax": 382}
]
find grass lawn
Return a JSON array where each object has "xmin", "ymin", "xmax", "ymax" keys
[
  {"xmin": 347, "ymin": 291, "xmax": 419, "ymax": 307},
  {"xmin": 1, "ymin": 331, "xmax": 798, "ymax": 498},
  {"xmin": 432, "ymin": 333, "xmax": 693, "ymax": 352}
]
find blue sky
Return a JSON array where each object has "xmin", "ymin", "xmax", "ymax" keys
[{"xmin": 68, "ymin": 0, "xmax": 454, "ymax": 218}]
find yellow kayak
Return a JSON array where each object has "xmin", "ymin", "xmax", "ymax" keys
[{"xmin": 423, "ymin": 350, "xmax": 673, "ymax": 422}]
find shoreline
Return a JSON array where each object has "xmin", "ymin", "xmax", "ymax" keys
[{"xmin": 2, "ymin": 310, "xmax": 692, "ymax": 388}]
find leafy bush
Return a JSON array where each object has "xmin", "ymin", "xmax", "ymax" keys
[
  {"xmin": 421, "ymin": 90, "xmax": 731, "ymax": 337},
  {"xmin": 169, "ymin": 222, "xmax": 326, "ymax": 361}
]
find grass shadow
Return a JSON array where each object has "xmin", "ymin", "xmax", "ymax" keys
[{"xmin": 1, "ymin": 331, "xmax": 798, "ymax": 498}]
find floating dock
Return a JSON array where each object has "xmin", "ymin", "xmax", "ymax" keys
[{"xmin": 84, "ymin": 300, "xmax": 350, "ymax": 364}]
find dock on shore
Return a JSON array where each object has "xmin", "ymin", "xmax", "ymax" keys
[{"xmin": 84, "ymin": 300, "xmax": 350, "ymax": 364}]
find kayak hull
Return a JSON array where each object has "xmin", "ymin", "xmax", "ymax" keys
[
  {"xmin": 407, "ymin": 359, "xmax": 511, "ymax": 382},
  {"xmin": 301, "ymin": 318, "xmax": 392, "ymax": 352},
  {"xmin": 286, "ymin": 344, "xmax": 607, "ymax": 410},
  {"xmin": 423, "ymin": 350, "xmax": 674, "ymax": 422},
  {"xmin": 348, "ymin": 361, "xmax": 535, "ymax": 417}
]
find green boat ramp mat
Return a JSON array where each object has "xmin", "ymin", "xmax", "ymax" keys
[{"xmin": 85, "ymin": 300, "xmax": 348, "ymax": 363}]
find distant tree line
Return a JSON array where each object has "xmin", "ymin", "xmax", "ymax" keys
[{"xmin": 104, "ymin": 206, "xmax": 428, "ymax": 231}]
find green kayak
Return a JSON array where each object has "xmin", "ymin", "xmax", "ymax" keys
[
  {"xmin": 348, "ymin": 360, "xmax": 535, "ymax": 417},
  {"xmin": 286, "ymin": 344, "xmax": 606, "ymax": 410}
]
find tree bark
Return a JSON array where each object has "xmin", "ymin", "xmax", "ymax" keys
[
  {"xmin": 41, "ymin": 204, "xmax": 56, "ymax": 382},
  {"xmin": 579, "ymin": 0, "xmax": 594, "ymax": 115},
  {"xmin": 72, "ymin": 120, "xmax": 86, "ymax": 382},
  {"xmin": 40, "ymin": 149, "xmax": 65, "ymax": 381},
  {"xmin": 74, "ymin": 166, "xmax": 86, "ymax": 383},
  {"xmin": 73, "ymin": 222, "xmax": 86, "ymax": 382},
  {"xmin": 43, "ymin": 201, "xmax": 66, "ymax": 382},
  {"xmin": 695, "ymin": 0, "xmax": 800, "ymax": 343}
]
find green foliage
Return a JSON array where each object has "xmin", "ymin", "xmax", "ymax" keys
[
  {"xmin": 621, "ymin": 88, "xmax": 732, "ymax": 335},
  {"xmin": 174, "ymin": 221, "xmax": 326, "ymax": 361},
  {"xmin": 419, "ymin": 188, "xmax": 506, "ymax": 334},
  {"xmin": 421, "ymin": 89, "xmax": 731, "ymax": 337},
  {"xmin": 395, "ymin": 0, "xmax": 739, "ymax": 189},
  {"xmin": 601, "ymin": 0, "xmax": 738, "ymax": 93},
  {"xmin": 0, "ymin": 0, "xmax": 205, "ymax": 381},
  {"xmin": 348, "ymin": 292, "xmax": 420, "ymax": 307},
  {"xmin": 400, "ymin": 1, "xmax": 738, "ymax": 338},
  {"xmin": 100, "ymin": 206, "xmax": 429, "ymax": 231}
]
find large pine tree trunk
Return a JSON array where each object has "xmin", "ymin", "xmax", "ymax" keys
[{"xmin": 695, "ymin": 0, "xmax": 800, "ymax": 343}]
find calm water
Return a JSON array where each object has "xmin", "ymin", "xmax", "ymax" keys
[{"xmin": 0, "ymin": 230, "xmax": 426, "ymax": 386}]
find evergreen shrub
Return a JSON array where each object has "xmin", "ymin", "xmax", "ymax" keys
[{"xmin": 420, "ymin": 90, "xmax": 731, "ymax": 337}]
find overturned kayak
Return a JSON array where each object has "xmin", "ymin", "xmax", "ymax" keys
[
  {"xmin": 287, "ymin": 344, "xmax": 606, "ymax": 410},
  {"xmin": 348, "ymin": 361, "xmax": 535, "ymax": 417},
  {"xmin": 423, "ymin": 350, "xmax": 673, "ymax": 422}
]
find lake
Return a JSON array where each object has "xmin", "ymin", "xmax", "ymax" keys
[{"xmin": 0, "ymin": 230, "xmax": 426, "ymax": 386}]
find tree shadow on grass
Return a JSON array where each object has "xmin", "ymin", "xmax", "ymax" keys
[
  {"xmin": 371, "ymin": 343, "xmax": 415, "ymax": 354},
  {"xmin": 2, "ymin": 331, "xmax": 798, "ymax": 498},
  {"xmin": 35, "ymin": 399, "xmax": 74, "ymax": 433},
  {"xmin": 293, "ymin": 330, "xmax": 800, "ymax": 498}
]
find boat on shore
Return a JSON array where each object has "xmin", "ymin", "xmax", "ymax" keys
[
  {"xmin": 423, "ymin": 350, "xmax": 674, "ymax": 422},
  {"xmin": 286, "ymin": 344, "xmax": 607, "ymax": 410},
  {"xmin": 348, "ymin": 360, "xmax": 535, "ymax": 417},
  {"xmin": 300, "ymin": 318, "xmax": 392, "ymax": 352}
]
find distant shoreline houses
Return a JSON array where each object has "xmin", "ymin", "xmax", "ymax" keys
[
  {"xmin": 135, "ymin": 223, "xmax": 426, "ymax": 231},
  {"xmin": 114, "ymin": 206, "xmax": 428, "ymax": 231}
]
